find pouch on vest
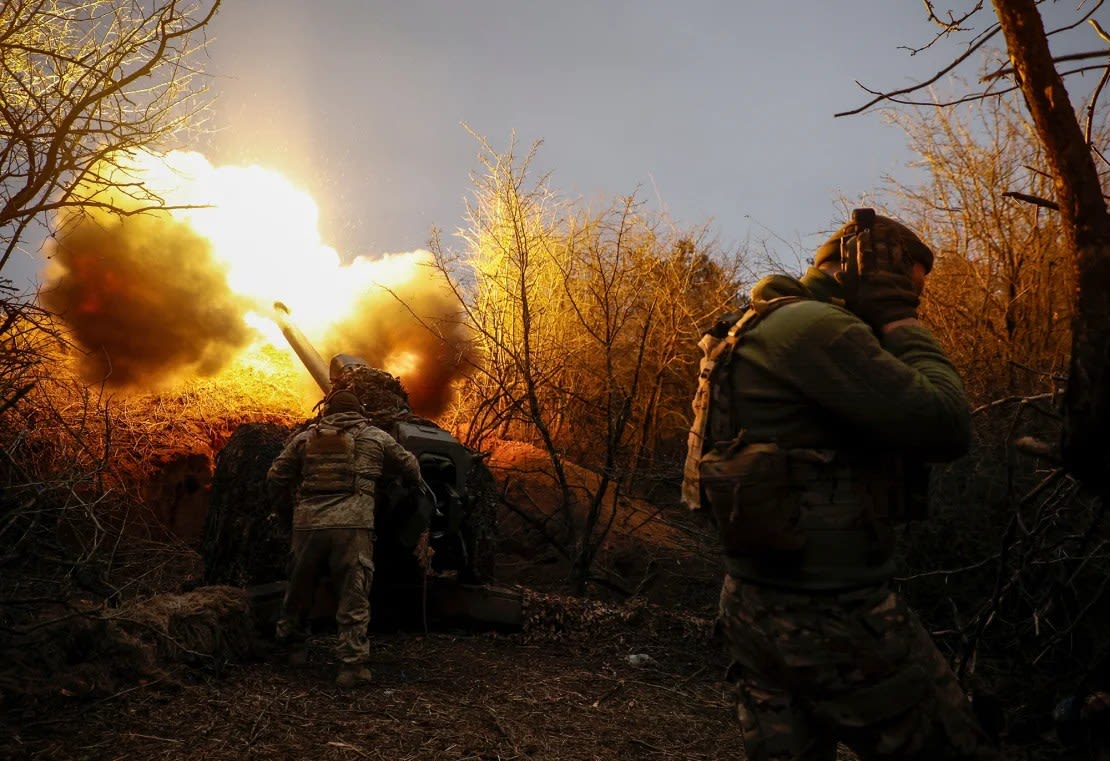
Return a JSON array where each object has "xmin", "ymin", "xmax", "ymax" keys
[
  {"xmin": 699, "ymin": 438, "xmax": 807, "ymax": 558},
  {"xmin": 300, "ymin": 424, "xmax": 359, "ymax": 496}
]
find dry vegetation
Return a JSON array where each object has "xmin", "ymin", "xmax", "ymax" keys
[
  {"xmin": 2, "ymin": 120, "xmax": 1107, "ymax": 758},
  {"xmin": 876, "ymin": 88, "xmax": 1110, "ymax": 750},
  {"xmin": 4, "ymin": 601, "xmax": 735, "ymax": 761},
  {"xmin": 433, "ymin": 134, "xmax": 746, "ymax": 592},
  {"xmin": 0, "ymin": 336, "xmax": 745, "ymax": 759},
  {"xmin": 2, "ymin": 4, "xmax": 1109, "ymax": 757},
  {"xmin": 0, "ymin": 308, "xmax": 1102, "ymax": 761}
]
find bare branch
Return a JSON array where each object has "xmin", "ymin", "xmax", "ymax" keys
[
  {"xmin": 982, "ymin": 49, "xmax": 1110, "ymax": 82},
  {"xmin": 0, "ymin": 0, "xmax": 221, "ymax": 271},
  {"xmin": 835, "ymin": 24, "xmax": 1002, "ymax": 117},
  {"xmin": 1002, "ymin": 190, "xmax": 1059, "ymax": 210}
]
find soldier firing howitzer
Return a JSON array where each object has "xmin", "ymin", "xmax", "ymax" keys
[{"xmin": 258, "ymin": 300, "xmax": 515, "ymax": 628}]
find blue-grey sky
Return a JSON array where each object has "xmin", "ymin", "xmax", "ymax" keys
[
  {"xmin": 9, "ymin": 1, "xmax": 1100, "ymax": 288},
  {"xmin": 201, "ymin": 0, "xmax": 941, "ymax": 267}
]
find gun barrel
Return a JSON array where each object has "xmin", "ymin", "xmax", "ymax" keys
[{"xmin": 272, "ymin": 301, "xmax": 331, "ymax": 394}]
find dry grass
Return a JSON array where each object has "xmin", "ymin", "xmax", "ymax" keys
[
  {"xmin": 0, "ymin": 343, "xmax": 312, "ymax": 707},
  {"xmin": 487, "ymin": 438, "xmax": 722, "ymax": 608},
  {"xmin": 2, "ymin": 343, "xmax": 309, "ymax": 562}
]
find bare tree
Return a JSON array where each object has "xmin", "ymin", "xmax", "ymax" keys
[
  {"xmin": 1, "ymin": 0, "xmax": 222, "ymax": 614},
  {"xmin": 432, "ymin": 134, "xmax": 582, "ymax": 558},
  {"xmin": 838, "ymin": 0, "xmax": 1110, "ymax": 492},
  {"xmin": 1, "ymin": 0, "xmax": 220, "ymax": 418},
  {"xmin": 433, "ymin": 134, "xmax": 743, "ymax": 591},
  {"xmin": 0, "ymin": 0, "xmax": 222, "ymax": 275},
  {"xmin": 884, "ymin": 94, "xmax": 1076, "ymax": 404},
  {"xmin": 839, "ymin": 4, "xmax": 1110, "ymax": 729},
  {"xmin": 990, "ymin": 1, "xmax": 1110, "ymax": 490}
]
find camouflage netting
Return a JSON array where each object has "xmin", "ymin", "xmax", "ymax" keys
[
  {"xmin": 201, "ymin": 422, "xmax": 292, "ymax": 586},
  {"xmin": 462, "ymin": 455, "xmax": 498, "ymax": 580},
  {"xmin": 0, "ymin": 586, "xmax": 256, "ymax": 704},
  {"xmin": 112, "ymin": 586, "xmax": 257, "ymax": 664},
  {"xmin": 330, "ymin": 366, "xmax": 436, "ymax": 430}
]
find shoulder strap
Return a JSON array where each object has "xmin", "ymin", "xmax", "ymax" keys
[
  {"xmin": 682, "ymin": 295, "xmax": 806, "ymax": 511},
  {"xmin": 713, "ymin": 295, "xmax": 806, "ymax": 372},
  {"xmin": 710, "ymin": 295, "xmax": 809, "ymax": 441}
]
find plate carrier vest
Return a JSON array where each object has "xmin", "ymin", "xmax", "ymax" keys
[
  {"xmin": 684, "ymin": 295, "xmax": 901, "ymax": 590},
  {"xmin": 300, "ymin": 420, "xmax": 364, "ymax": 497}
]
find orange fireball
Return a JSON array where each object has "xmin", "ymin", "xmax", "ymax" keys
[{"xmin": 40, "ymin": 150, "xmax": 474, "ymax": 417}]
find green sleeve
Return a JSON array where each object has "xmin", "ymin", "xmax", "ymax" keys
[
  {"xmin": 381, "ymin": 435, "xmax": 422, "ymax": 485},
  {"xmin": 266, "ymin": 434, "xmax": 305, "ymax": 490},
  {"xmin": 779, "ymin": 306, "xmax": 971, "ymax": 460}
]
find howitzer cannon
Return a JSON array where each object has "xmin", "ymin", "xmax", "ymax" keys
[{"xmin": 200, "ymin": 303, "xmax": 519, "ymax": 631}]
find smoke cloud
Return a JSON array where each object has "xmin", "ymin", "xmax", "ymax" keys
[
  {"xmin": 320, "ymin": 252, "xmax": 477, "ymax": 417},
  {"xmin": 40, "ymin": 210, "xmax": 251, "ymax": 388}
]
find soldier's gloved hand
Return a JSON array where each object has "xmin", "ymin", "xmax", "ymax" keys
[{"xmin": 839, "ymin": 226, "xmax": 919, "ymax": 330}]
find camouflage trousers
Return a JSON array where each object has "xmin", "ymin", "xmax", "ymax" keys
[
  {"xmin": 718, "ymin": 574, "xmax": 1000, "ymax": 761},
  {"xmin": 276, "ymin": 528, "xmax": 375, "ymax": 665}
]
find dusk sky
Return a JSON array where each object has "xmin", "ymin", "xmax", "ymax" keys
[{"xmin": 12, "ymin": 2, "xmax": 1102, "ymax": 287}]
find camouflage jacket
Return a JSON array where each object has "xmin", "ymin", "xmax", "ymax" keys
[{"xmin": 267, "ymin": 411, "xmax": 422, "ymax": 530}]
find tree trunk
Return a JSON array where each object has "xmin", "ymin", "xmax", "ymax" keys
[{"xmin": 992, "ymin": 0, "xmax": 1110, "ymax": 485}]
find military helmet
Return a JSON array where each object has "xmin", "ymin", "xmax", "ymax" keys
[{"xmin": 814, "ymin": 213, "xmax": 935, "ymax": 273}]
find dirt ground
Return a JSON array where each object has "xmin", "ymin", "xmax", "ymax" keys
[
  {"xmin": 0, "ymin": 437, "xmax": 747, "ymax": 761},
  {"xmin": 3, "ymin": 596, "xmax": 740, "ymax": 761}
]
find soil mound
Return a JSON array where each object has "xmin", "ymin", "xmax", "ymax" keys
[{"xmin": 0, "ymin": 586, "xmax": 256, "ymax": 705}]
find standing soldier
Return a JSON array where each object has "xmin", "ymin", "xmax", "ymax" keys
[
  {"xmin": 684, "ymin": 211, "xmax": 1001, "ymax": 759},
  {"xmin": 268, "ymin": 389, "xmax": 423, "ymax": 688}
]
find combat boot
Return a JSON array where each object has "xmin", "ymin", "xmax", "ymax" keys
[
  {"xmin": 272, "ymin": 632, "xmax": 309, "ymax": 667},
  {"xmin": 335, "ymin": 665, "xmax": 373, "ymax": 688}
]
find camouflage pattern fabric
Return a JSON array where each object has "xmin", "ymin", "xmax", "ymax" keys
[
  {"xmin": 331, "ymin": 365, "xmax": 410, "ymax": 410},
  {"xmin": 276, "ymin": 527, "xmax": 375, "ymax": 665},
  {"xmin": 813, "ymin": 214, "xmax": 935, "ymax": 274},
  {"xmin": 681, "ymin": 328, "xmax": 732, "ymax": 512},
  {"xmin": 330, "ymin": 366, "xmax": 438, "ymax": 431},
  {"xmin": 690, "ymin": 248, "xmax": 993, "ymax": 757},
  {"xmin": 267, "ymin": 410, "xmax": 422, "ymax": 530},
  {"xmin": 718, "ymin": 575, "xmax": 1000, "ymax": 760}
]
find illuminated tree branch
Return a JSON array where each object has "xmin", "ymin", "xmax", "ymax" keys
[{"xmin": 0, "ymin": 0, "xmax": 222, "ymax": 273}]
